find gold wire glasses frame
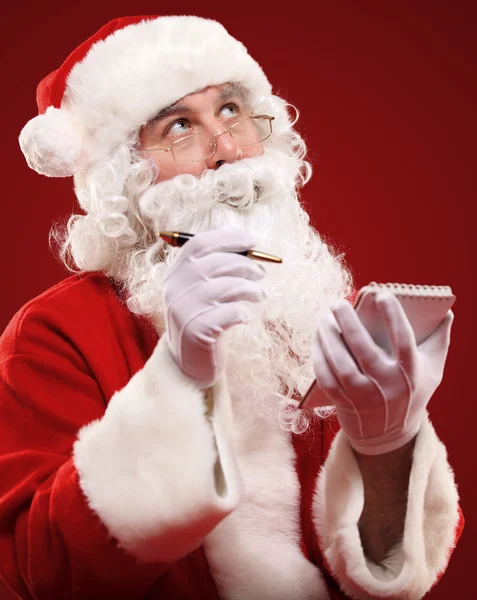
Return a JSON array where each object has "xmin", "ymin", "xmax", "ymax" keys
[{"xmin": 145, "ymin": 115, "xmax": 275, "ymax": 164}]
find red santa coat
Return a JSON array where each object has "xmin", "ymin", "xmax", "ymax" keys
[{"xmin": 0, "ymin": 273, "xmax": 463, "ymax": 600}]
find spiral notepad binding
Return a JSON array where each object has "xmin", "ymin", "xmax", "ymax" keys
[{"xmin": 366, "ymin": 282, "xmax": 453, "ymax": 299}]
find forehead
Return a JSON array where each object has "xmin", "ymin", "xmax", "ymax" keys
[{"xmin": 151, "ymin": 83, "xmax": 247, "ymax": 120}]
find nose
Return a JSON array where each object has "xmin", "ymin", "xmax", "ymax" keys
[{"xmin": 206, "ymin": 129, "xmax": 242, "ymax": 170}]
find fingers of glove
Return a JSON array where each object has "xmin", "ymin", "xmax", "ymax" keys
[
  {"xmin": 330, "ymin": 299, "xmax": 387, "ymax": 375},
  {"xmin": 193, "ymin": 252, "xmax": 266, "ymax": 281},
  {"xmin": 214, "ymin": 279, "xmax": 267, "ymax": 304},
  {"xmin": 179, "ymin": 276, "xmax": 265, "ymax": 307},
  {"xmin": 316, "ymin": 312, "xmax": 369, "ymax": 390},
  {"xmin": 418, "ymin": 309, "xmax": 454, "ymax": 362},
  {"xmin": 175, "ymin": 226, "xmax": 258, "ymax": 262},
  {"xmin": 163, "ymin": 253, "xmax": 265, "ymax": 309},
  {"xmin": 167, "ymin": 276, "xmax": 265, "ymax": 336},
  {"xmin": 313, "ymin": 323, "xmax": 368, "ymax": 441},
  {"xmin": 375, "ymin": 291, "xmax": 417, "ymax": 371},
  {"xmin": 311, "ymin": 335, "xmax": 344, "ymax": 405},
  {"xmin": 186, "ymin": 301, "xmax": 254, "ymax": 341}
]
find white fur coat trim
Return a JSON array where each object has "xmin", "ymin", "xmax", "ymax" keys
[
  {"xmin": 313, "ymin": 415, "xmax": 460, "ymax": 599},
  {"xmin": 202, "ymin": 415, "xmax": 328, "ymax": 600},
  {"xmin": 73, "ymin": 335, "xmax": 243, "ymax": 563}
]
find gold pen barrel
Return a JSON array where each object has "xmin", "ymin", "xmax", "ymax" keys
[{"xmin": 246, "ymin": 250, "xmax": 282, "ymax": 264}]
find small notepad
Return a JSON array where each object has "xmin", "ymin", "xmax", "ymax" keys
[
  {"xmin": 354, "ymin": 282, "xmax": 455, "ymax": 352},
  {"xmin": 299, "ymin": 282, "xmax": 456, "ymax": 410}
]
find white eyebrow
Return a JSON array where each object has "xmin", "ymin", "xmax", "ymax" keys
[{"xmin": 218, "ymin": 82, "xmax": 247, "ymax": 103}]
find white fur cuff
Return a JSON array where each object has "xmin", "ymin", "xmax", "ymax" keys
[
  {"xmin": 313, "ymin": 416, "xmax": 460, "ymax": 599},
  {"xmin": 73, "ymin": 336, "xmax": 242, "ymax": 563}
]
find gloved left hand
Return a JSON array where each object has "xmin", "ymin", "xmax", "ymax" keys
[{"xmin": 311, "ymin": 291, "xmax": 453, "ymax": 455}]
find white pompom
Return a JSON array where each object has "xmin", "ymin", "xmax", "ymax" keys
[{"xmin": 19, "ymin": 106, "xmax": 82, "ymax": 177}]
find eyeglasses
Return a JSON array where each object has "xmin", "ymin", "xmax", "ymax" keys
[{"xmin": 144, "ymin": 115, "xmax": 274, "ymax": 164}]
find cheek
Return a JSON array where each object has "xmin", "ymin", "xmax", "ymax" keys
[{"xmin": 241, "ymin": 141, "xmax": 264, "ymax": 159}]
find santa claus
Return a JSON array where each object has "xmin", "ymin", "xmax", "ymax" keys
[{"xmin": 0, "ymin": 14, "xmax": 463, "ymax": 600}]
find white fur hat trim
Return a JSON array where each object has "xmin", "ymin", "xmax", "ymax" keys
[{"xmin": 19, "ymin": 16, "xmax": 272, "ymax": 177}]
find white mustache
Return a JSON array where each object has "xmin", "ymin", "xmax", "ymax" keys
[{"xmin": 138, "ymin": 152, "xmax": 299, "ymax": 218}]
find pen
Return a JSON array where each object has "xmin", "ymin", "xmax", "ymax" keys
[{"xmin": 158, "ymin": 231, "xmax": 282, "ymax": 264}]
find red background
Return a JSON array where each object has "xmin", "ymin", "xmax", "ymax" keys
[{"xmin": 1, "ymin": 2, "xmax": 474, "ymax": 598}]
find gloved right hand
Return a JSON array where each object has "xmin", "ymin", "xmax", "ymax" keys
[{"xmin": 163, "ymin": 227, "xmax": 267, "ymax": 389}]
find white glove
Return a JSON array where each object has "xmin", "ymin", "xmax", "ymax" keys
[
  {"xmin": 312, "ymin": 291, "xmax": 453, "ymax": 455},
  {"xmin": 163, "ymin": 227, "xmax": 267, "ymax": 389}
]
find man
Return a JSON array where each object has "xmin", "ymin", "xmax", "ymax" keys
[{"xmin": 0, "ymin": 14, "xmax": 463, "ymax": 600}]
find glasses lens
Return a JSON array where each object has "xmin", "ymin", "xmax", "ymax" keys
[
  {"xmin": 172, "ymin": 134, "xmax": 214, "ymax": 164},
  {"xmin": 232, "ymin": 117, "xmax": 272, "ymax": 147}
]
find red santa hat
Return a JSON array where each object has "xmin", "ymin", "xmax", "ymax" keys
[{"xmin": 19, "ymin": 15, "xmax": 272, "ymax": 178}]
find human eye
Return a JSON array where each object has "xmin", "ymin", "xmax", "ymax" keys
[
  {"xmin": 164, "ymin": 118, "xmax": 192, "ymax": 138},
  {"xmin": 219, "ymin": 103, "xmax": 242, "ymax": 120}
]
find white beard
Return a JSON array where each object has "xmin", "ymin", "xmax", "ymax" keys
[{"xmin": 127, "ymin": 149, "xmax": 352, "ymax": 431}]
